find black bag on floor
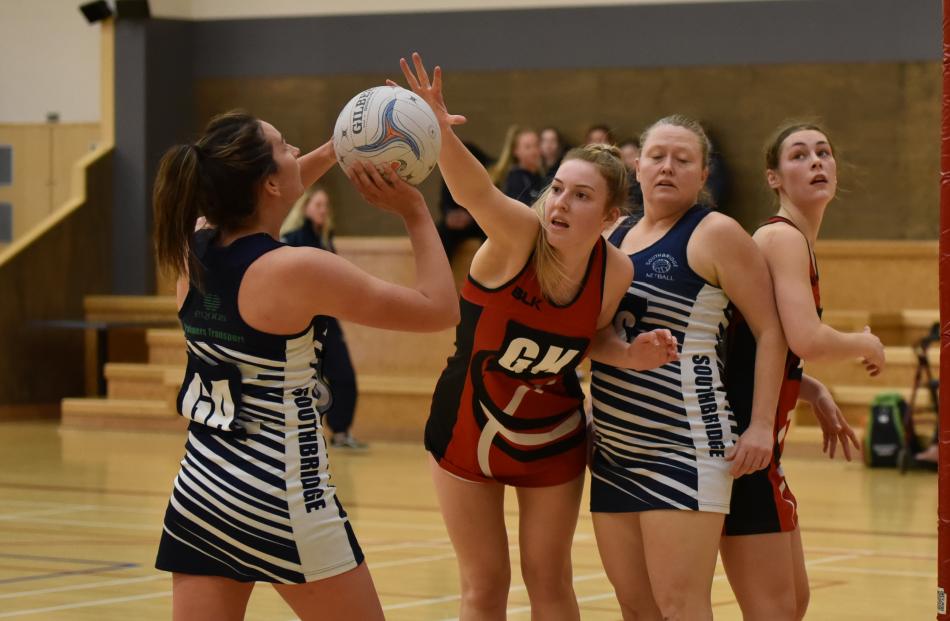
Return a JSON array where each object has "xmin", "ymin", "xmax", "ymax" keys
[{"xmin": 863, "ymin": 393, "xmax": 910, "ymax": 468}]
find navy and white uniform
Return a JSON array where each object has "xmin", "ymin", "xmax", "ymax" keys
[
  {"xmin": 590, "ymin": 206, "xmax": 738, "ymax": 514},
  {"xmin": 155, "ymin": 230, "xmax": 363, "ymax": 583}
]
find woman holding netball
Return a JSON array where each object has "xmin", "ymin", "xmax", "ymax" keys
[
  {"xmin": 588, "ymin": 114, "xmax": 786, "ymax": 621},
  {"xmin": 395, "ymin": 53, "xmax": 678, "ymax": 620},
  {"xmin": 720, "ymin": 122, "xmax": 884, "ymax": 621},
  {"xmin": 152, "ymin": 110, "xmax": 459, "ymax": 620}
]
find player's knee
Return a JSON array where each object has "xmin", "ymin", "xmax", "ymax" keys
[
  {"xmin": 650, "ymin": 581, "xmax": 696, "ymax": 621},
  {"xmin": 459, "ymin": 566, "xmax": 510, "ymax": 612},
  {"xmin": 743, "ymin": 589, "xmax": 797, "ymax": 621},
  {"xmin": 520, "ymin": 555, "xmax": 572, "ymax": 602},
  {"xmin": 615, "ymin": 589, "xmax": 662, "ymax": 620}
]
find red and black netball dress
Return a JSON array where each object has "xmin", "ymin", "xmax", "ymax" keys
[
  {"xmin": 426, "ymin": 237, "xmax": 607, "ymax": 487},
  {"xmin": 724, "ymin": 216, "xmax": 822, "ymax": 535}
]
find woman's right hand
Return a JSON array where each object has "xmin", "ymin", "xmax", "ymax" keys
[
  {"xmin": 860, "ymin": 326, "xmax": 885, "ymax": 376},
  {"xmin": 389, "ymin": 52, "xmax": 467, "ymax": 132},
  {"xmin": 346, "ymin": 161, "xmax": 428, "ymax": 221}
]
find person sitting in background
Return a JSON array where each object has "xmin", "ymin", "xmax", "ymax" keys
[
  {"xmin": 489, "ymin": 125, "xmax": 546, "ymax": 204},
  {"xmin": 540, "ymin": 126, "xmax": 569, "ymax": 183},
  {"xmin": 618, "ymin": 137, "xmax": 644, "ymax": 213},
  {"xmin": 437, "ymin": 142, "xmax": 491, "ymax": 262},
  {"xmin": 585, "ymin": 123, "xmax": 615, "ymax": 146},
  {"xmin": 281, "ymin": 186, "xmax": 367, "ymax": 450},
  {"xmin": 703, "ymin": 128, "xmax": 731, "ymax": 209}
]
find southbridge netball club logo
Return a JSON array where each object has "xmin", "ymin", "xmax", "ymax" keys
[{"xmin": 646, "ymin": 253, "xmax": 678, "ymax": 280}]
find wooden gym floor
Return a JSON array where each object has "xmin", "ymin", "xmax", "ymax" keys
[{"xmin": 0, "ymin": 421, "xmax": 937, "ymax": 620}]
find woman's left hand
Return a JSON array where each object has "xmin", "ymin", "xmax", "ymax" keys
[
  {"xmin": 627, "ymin": 329, "xmax": 679, "ymax": 370},
  {"xmin": 810, "ymin": 386, "xmax": 860, "ymax": 460},
  {"xmin": 345, "ymin": 161, "xmax": 427, "ymax": 219},
  {"xmin": 727, "ymin": 421, "xmax": 773, "ymax": 477}
]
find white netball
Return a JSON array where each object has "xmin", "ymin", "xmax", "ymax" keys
[{"xmin": 333, "ymin": 85, "xmax": 442, "ymax": 185}]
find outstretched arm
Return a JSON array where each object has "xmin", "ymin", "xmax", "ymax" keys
[{"xmin": 392, "ymin": 53, "xmax": 539, "ymax": 253}]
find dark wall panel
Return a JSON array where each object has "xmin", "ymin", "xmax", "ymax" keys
[{"xmin": 190, "ymin": 0, "xmax": 940, "ymax": 77}]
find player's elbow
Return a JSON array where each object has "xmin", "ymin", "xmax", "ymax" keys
[
  {"xmin": 786, "ymin": 331, "xmax": 821, "ymax": 361},
  {"xmin": 419, "ymin": 299, "xmax": 461, "ymax": 332}
]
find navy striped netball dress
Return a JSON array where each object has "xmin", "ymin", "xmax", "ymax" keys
[
  {"xmin": 155, "ymin": 230, "xmax": 363, "ymax": 583},
  {"xmin": 590, "ymin": 206, "xmax": 738, "ymax": 514}
]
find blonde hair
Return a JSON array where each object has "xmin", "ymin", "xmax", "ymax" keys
[
  {"xmin": 489, "ymin": 125, "xmax": 537, "ymax": 187},
  {"xmin": 280, "ymin": 185, "xmax": 333, "ymax": 248},
  {"xmin": 531, "ymin": 143, "xmax": 628, "ymax": 303},
  {"xmin": 639, "ymin": 114, "xmax": 714, "ymax": 207}
]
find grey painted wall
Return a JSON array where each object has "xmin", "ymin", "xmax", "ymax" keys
[
  {"xmin": 189, "ymin": 0, "xmax": 940, "ymax": 77},
  {"xmin": 113, "ymin": 19, "xmax": 193, "ymax": 293},
  {"xmin": 113, "ymin": 20, "xmax": 149, "ymax": 294}
]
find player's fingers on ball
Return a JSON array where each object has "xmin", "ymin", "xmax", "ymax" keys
[
  {"xmin": 378, "ymin": 164, "xmax": 398, "ymax": 185},
  {"xmin": 362, "ymin": 163, "xmax": 388, "ymax": 191},
  {"xmin": 348, "ymin": 165, "xmax": 370, "ymax": 190},
  {"xmin": 433, "ymin": 66, "xmax": 443, "ymax": 91}
]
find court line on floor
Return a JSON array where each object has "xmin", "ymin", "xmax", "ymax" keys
[
  {"xmin": 0, "ymin": 543, "xmax": 928, "ymax": 618},
  {"xmin": 0, "ymin": 590, "xmax": 173, "ymax": 618},
  {"xmin": 803, "ymin": 525, "xmax": 937, "ymax": 540},
  {"xmin": 0, "ymin": 574, "xmax": 166, "ymax": 601},
  {"xmin": 0, "ymin": 498, "xmax": 163, "ymax": 515},
  {"xmin": 0, "ymin": 507, "xmax": 96, "ymax": 521},
  {"xmin": 439, "ymin": 551, "xmax": 868, "ymax": 620},
  {"xmin": 372, "ymin": 553, "xmax": 460, "ymax": 569},
  {"xmin": 809, "ymin": 566, "xmax": 936, "ymax": 579},
  {"xmin": 3, "ymin": 516, "xmax": 158, "ymax": 531},
  {"xmin": 0, "ymin": 481, "xmax": 168, "ymax": 498},
  {"xmin": 0, "ymin": 548, "xmax": 482, "ymax": 618},
  {"xmin": 0, "ymin": 483, "xmax": 937, "ymax": 540}
]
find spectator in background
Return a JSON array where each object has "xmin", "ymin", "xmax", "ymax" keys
[
  {"xmin": 540, "ymin": 126, "xmax": 569, "ymax": 183},
  {"xmin": 489, "ymin": 125, "xmax": 545, "ymax": 205},
  {"xmin": 618, "ymin": 137, "xmax": 644, "ymax": 213},
  {"xmin": 437, "ymin": 142, "xmax": 491, "ymax": 262},
  {"xmin": 703, "ymin": 127, "xmax": 731, "ymax": 209},
  {"xmin": 585, "ymin": 123, "xmax": 615, "ymax": 146},
  {"xmin": 281, "ymin": 186, "xmax": 367, "ymax": 450}
]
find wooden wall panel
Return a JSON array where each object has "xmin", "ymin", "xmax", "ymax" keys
[
  {"xmin": 195, "ymin": 61, "xmax": 940, "ymax": 240},
  {"xmin": 0, "ymin": 150, "xmax": 113, "ymax": 406},
  {"xmin": 0, "ymin": 123, "xmax": 101, "ymax": 241}
]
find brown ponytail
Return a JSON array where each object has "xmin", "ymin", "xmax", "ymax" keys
[
  {"xmin": 153, "ymin": 144, "xmax": 203, "ymax": 288},
  {"xmin": 152, "ymin": 110, "xmax": 277, "ymax": 289}
]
